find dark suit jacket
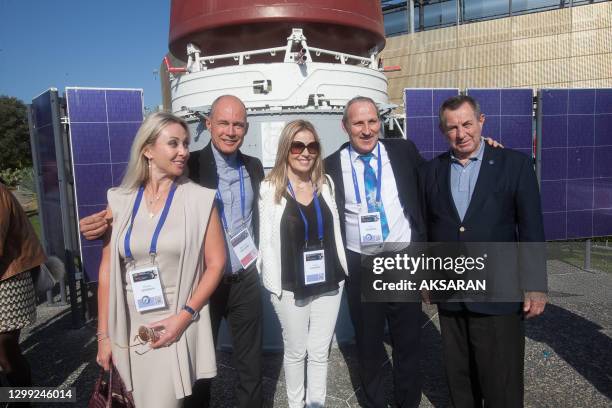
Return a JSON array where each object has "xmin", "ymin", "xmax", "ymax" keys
[
  {"xmin": 187, "ymin": 142, "xmax": 265, "ymax": 246},
  {"xmin": 324, "ymin": 138, "xmax": 427, "ymax": 245},
  {"xmin": 420, "ymin": 144, "xmax": 547, "ymax": 315}
]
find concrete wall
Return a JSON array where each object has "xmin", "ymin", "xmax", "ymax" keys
[{"xmin": 381, "ymin": 2, "xmax": 612, "ymax": 106}]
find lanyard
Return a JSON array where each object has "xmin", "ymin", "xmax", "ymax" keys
[
  {"xmin": 215, "ymin": 163, "xmax": 246, "ymax": 232},
  {"xmin": 287, "ymin": 182, "xmax": 324, "ymax": 245},
  {"xmin": 124, "ymin": 182, "xmax": 178, "ymax": 261},
  {"xmin": 349, "ymin": 143, "xmax": 383, "ymax": 205}
]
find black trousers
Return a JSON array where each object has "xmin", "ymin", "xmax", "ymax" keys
[
  {"xmin": 438, "ymin": 309, "xmax": 525, "ymax": 408},
  {"xmin": 345, "ymin": 249, "xmax": 422, "ymax": 408},
  {"xmin": 185, "ymin": 268, "xmax": 263, "ymax": 408}
]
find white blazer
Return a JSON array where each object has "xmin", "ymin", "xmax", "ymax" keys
[{"xmin": 257, "ymin": 175, "xmax": 348, "ymax": 298}]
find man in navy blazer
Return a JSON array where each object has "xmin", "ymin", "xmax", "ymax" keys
[
  {"xmin": 325, "ymin": 96, "xmax": 426, "ymax": 408},
  {"xmin": 420, "ymin": 95, "xmax": 547, "ymax": 408}
]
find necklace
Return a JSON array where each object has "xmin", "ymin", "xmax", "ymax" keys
[{"xmin": 145, "ymin": 187, "xmax": 163, "ymax": 218}]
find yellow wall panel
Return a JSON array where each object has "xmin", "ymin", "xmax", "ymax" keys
[
  {"xmin": 571, "ymin": 2, "xmax": 612, "ymax": 31},
  {"xmin": 571, "ymin": 29, "xmax": 612, "ymax": 57},
  {"xmin": 511, "ymin": 34, "xmax": 571, "ymax": 64},
  {"xmin": 512, "ymin": 8, "xmax": 571, "ymax": 39}
]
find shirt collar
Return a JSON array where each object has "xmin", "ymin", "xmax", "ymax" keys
[
  {"xmin": 347, "ymin": 142, "xmax": 380, "ymax": 164},
  {"xmin": 450, "ymin": 139, "xmax": 484, "ymax": 164},
  {"xmin": 212, "ymin": 143, "xmax": 239, "ymax": 168}
]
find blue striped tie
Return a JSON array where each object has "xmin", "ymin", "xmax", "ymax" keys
[{"xmin": 359, "ymin": 154, "xmax": 390, "ymax": 240}]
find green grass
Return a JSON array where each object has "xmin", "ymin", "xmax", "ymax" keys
[
  {"xmin": 548, "ymin": 242, "xmax": 612, "ymax": 273},
  {"xmin": 28, "ymin": 213, "xmax": 41, "ymax": 240}
]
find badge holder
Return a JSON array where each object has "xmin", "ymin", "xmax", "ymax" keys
[
  {"xmin": 229, "ymin": 225, "xmax": 258, "ymax": 269},
  {"xmin": 349, "ymin": 144, "xmax": 385, "ymax": 249},
  {"xmin": 303, "ymin": 241, "xmax": 326, "ymax": 286},
  {"xmin": 288, "ymin": 181, "xmax": 327, "ymax": 287},
  {"xmin": 127, "ymin": 254, "xmax": 167, "ymax": 313}
]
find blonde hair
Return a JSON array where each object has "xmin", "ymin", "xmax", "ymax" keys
[
  {"xmin": 265, "ymin": 120, "xmax": 326, "ymax": 204},
  {"xmin": 120, "ymin": 112, "xmax": 189, "ymax": 190}
]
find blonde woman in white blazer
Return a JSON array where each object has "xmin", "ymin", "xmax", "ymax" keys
[{"xmin": 257, "ymin": 120, "xmax": 348, "ymax": 408}]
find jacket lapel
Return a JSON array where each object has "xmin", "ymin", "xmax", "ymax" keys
[
  {"xmin": 462, "ymin": 144, "xmax": 498, "ymax": 223},
  {"xmin": 198, "ymin": 142, "xmax": 218, "ymax": 189},
  {"xmin": 438, "ymin": 153, "xmax": 462, "ymax": 223}
]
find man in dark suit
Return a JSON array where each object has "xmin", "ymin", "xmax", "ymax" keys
[
  {"xmin": 420, "ymin": 95, "xmax": 547, "ymax": 408},
  {"xmin": 79, "ymin": 95, "xmax": 263, "ymax": 408},
  {"xmin": 185, "ymin": 95, "xmax": 264, "ymax": 408},
  {"xmin": 325, "ymin": 96, "xmax": 426, "ymax": 408}
]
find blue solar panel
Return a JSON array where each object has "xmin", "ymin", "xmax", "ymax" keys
[
  {"xmin": 466, "ymin": 89, "xmax": 534, "ymax": 158},
  {"xmin": 540, "ymin": 88, "xmax": 612, "ymax": 240},
  {"xmin": 66, "ymin": 88, "xmax": 143, "ymax": 281},
  {"xmin": 404, "ymin": 88, "xmax": 459, "ymax": 160},
  {"xmin": 30, "ymin": 89, "xmax": 66, "ymax": 259}
]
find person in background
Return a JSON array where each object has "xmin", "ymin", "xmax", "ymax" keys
[
  {"xmin": 0, "ymin": 179, "xmax": 46, "ymax": 396},
  {"xmin": 95, "ymin": 112, "xmax": 225, "ymax": 408},
  {"xmin": 258, "ymin": 120, "xmax": 347, "ymax": 407}
]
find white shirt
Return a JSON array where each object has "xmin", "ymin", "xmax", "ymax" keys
[{"xmin": 340, "ymin": 142, "xmax": 412, "ymax": 254}]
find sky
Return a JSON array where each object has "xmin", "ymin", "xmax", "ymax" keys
[{"xmin": 0, "ymin": 0, "xmax": 170, "ymax": 109}]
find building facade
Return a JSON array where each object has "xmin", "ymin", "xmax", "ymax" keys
[{"xmin": 381, "ymin": 0, "xmax": 612, "ymax": 105}]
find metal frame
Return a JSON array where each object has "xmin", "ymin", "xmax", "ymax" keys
[{"xmin": 180, "ymin": 28, "xmax": 378, "ymax": 76}]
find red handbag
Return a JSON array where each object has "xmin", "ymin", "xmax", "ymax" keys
[{"xmin": 88, "ymin": 366, "xmax": 135, "ymax": 408}]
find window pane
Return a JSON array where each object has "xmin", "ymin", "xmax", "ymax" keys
[
  {"xmin": 512, "ymin": 0, "xmax": 564, "ymax": 14},
  {"xmin": 384, "ymin": 6, "xmax": 409, "ymax": 36},
  {"xmin": 463, "ymin": 0, "xmax": 510, "ymax": 21}
]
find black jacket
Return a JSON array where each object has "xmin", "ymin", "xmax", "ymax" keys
[
  {"xmin": 419, "ymin": 144, "xmax": 547, "ymax": 314},
  {"xmin": 187, "ymin": 142, "xmax": 265, "ymax": 246}
]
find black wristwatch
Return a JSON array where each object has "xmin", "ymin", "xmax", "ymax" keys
[{"xmin": 182, "ymin": 305, "xmax": 199, "ymax": 321}]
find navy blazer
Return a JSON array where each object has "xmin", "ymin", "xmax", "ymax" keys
[
  {"xmin": 187, "ymin": 141, "xmax": 265, "ymax": 246},
  {"xmin": 324, "ymin": 138, "xmax": 427, "ymax": 245},
  {"xmin": 420, "ymin": 143, "xmax": 547, "ymax": 315}
]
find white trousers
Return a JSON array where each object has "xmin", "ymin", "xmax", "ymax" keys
[{"xmin": 271, "ymin": 286, "xmax": 344, "ymax": 408}]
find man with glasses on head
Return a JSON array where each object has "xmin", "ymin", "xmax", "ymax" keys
[{"xmin": 79, "ymin": 95, "xmax": 264, "ymax": 408}]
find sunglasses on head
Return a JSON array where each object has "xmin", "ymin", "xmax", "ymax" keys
[{"xmin": 290, "ymin": 141, "xmax": 320, "ymax": 155}]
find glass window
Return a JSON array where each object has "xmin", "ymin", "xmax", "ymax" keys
[
  {"xmin": 462, "ymin": 0, "xmax": 511, "ymax": 21},
  {"xmin": 512, "ymin": 0, "xmax": 564, "ymax": 14},
  {"xmin": 423, "ymin": 0, "xmax": 458, "ymax": 29},
  {"xmin": 384, "ymin": 6, "xmax": 409, "ymax": 36}
]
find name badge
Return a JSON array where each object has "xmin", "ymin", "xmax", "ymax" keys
[
  {"xmin": 303, "ymin": 249, "xmax": 326, "ymax": 285},
  {"xmin": 358, "ymin": 212, "xmax": 384, "ymax": 246},
  {"xmin": 129, "ymin": 264, "xmax": 166, "ymax": 313},
  {"xmin": 230, "ymin": 227, "xmax": 258, "ymax": 269}
]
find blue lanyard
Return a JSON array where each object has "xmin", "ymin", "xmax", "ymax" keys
[
  {"xmin": 215, "ymin": 164, "xmax": 246, "ymax": 232},
  {"xmin": 348, "ymin": 143, "xmax": 383, "ymax": 205},
  {"xmin": 287, "ymin": 182, "xmax": 324, "ymax": 245},
  {"xmin": 124, "ymin": 182, "xmax": 178, "ymax": 261}
]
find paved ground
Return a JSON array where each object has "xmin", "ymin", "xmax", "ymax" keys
[{"xmin": 9, "ymin": 257, "xmax": 612, "ymax": 407}]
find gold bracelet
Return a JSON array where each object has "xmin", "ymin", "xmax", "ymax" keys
[{"xmin": 97, "ymin": 335, "xmax": 109, "ymax": 342}]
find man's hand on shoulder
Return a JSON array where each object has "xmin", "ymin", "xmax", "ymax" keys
[
  {"xmin": 80, "ymin": 208, "xmax": 112, "ymax": 240},
  {"xmin": 523, "ymin": 291, "xmax": 547, "ymax": 318},
  {"xmin": 484, "ymin": 136, "xmax": 503, "ymax": 149}
]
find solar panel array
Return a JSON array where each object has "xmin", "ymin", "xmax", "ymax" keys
[
  {"xmin": 540, "ymin": 88, "xmax": 612, "ymax": 240},
  {"xmin": 30, "ymin": 89, "xmax": 66, "ymax": 259},
  {"xmin": 466, "ymin": 89, "xmax": 534, "ymax": 158},
  {"xmin": 404, "ymin": 88, "xmax": 459, "ymax": 160},
  {"xmin": 66, "ymin": 88, "xmax": 143, "ymax": 281}
]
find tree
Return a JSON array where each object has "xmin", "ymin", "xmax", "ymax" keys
[{"xmin": 0, "ymin": 96, "xmax": 32, "ymax": 171}]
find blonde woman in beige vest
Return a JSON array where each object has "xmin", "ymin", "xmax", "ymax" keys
[{"xmin": 95, "ymin": 112, "xmax": 226, "ymax": 407}]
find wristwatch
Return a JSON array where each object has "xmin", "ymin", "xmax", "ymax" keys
[{"xmin": 182, "ymin": 305, "xmax": 199, "ymax": 321}]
